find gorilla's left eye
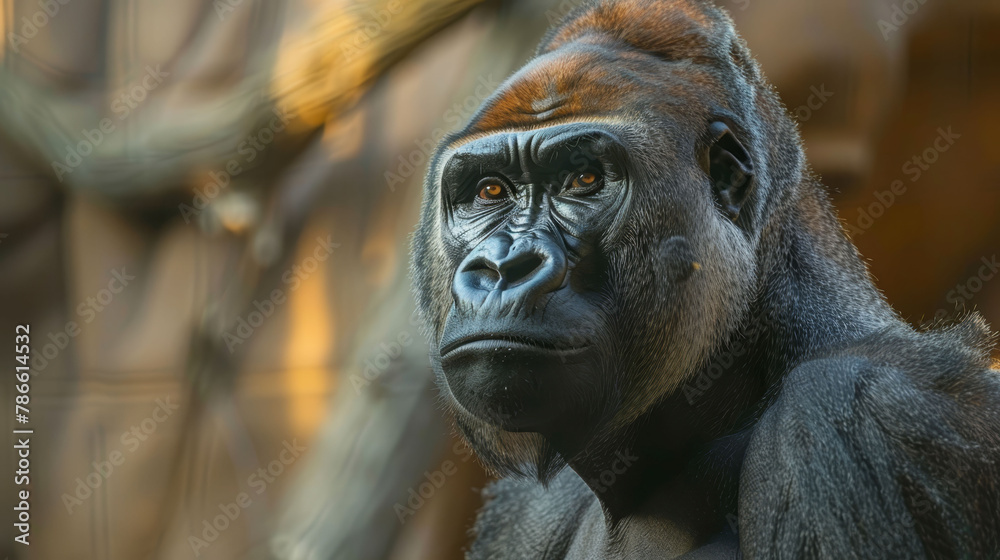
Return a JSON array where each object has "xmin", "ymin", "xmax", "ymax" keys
[
  {"xmin": 565, "ymin": 171, "xmax": 603, "ymax": 195},
  {"xmin": 477, "ymin": 179, "xmax": 509, "ymax": 202}
]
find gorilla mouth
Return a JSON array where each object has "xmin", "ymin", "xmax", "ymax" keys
[{"xmin": 440, "ymin": 334, "xmax": 589, "ymax": 358}]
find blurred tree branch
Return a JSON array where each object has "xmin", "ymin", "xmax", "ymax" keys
[{"xmin": 0, "ymin": 0, "xmax": 485, "ymax": 198}]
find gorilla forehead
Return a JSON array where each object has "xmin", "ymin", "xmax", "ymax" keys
[{"xmin": 465, "ymin": 48, "xmax": 721, "ymax": 136}]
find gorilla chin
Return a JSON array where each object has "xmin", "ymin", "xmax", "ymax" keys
[{"xmin": 438, "ymin": 315, "xmax": 601, "ymax": 432}]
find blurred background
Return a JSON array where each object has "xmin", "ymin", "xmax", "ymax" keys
[{"xmin": 0, "ymin": 0, "xmax": 997, "ymax": 558}]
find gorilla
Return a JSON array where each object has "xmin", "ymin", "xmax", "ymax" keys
[{"xmin": 410, "ymin": 0, "xmax": 1000, "ymax": 557}]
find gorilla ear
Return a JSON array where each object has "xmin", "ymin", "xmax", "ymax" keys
[{"xmin": 702, "ymin": 121, "xmax": 754, "ymax": 221}]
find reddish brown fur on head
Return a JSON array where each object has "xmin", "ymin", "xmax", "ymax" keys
[
  {"xmin": 464, "ymin": 0, "xmax": 763, "ymax": 138},
  {"xmin": 541, "ymin": 0, "xmax": 717, "ymax": 57}
]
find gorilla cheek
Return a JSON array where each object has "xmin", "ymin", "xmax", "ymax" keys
[
  {"xmin": 610, "ymin": 235, "xmax": 704, "ymax": 388},
  {"xmin": 658, "ymin": 236, "xmax": 702, "ymax": 282}
]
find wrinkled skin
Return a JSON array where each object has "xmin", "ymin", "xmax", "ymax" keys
[{"xmin": 411, "ymin": 1, "xmax": 1000, "ymax": 558}]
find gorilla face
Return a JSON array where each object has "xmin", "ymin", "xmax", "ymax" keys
[
  {"xmin": 412, "ymin": 1, "xmax": 763, "ymax": 478},
  {"xmin": 436, "ymin": 125, "xmax": 629, "ymax": 432}
]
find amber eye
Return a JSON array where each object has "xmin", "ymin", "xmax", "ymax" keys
[
  {"xmin": 478, "ymin": 182, "xmax": 506, "ymax": 201},
  {"xmin": 569, "ymin": 171, "xmax": 601, "ymax": 192}
]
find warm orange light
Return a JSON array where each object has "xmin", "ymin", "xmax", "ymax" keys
[{"xmin": 283, "ymin": 220, "xmax": 335, "ymax": 438}]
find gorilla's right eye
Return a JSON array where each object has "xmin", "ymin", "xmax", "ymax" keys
[
  {"xmin": 570, "ymin": 172, "xmax": 599, "ymax": 191},
  {"xmin": 563, "ymin": 170, "xmax": 604, "ymax": 196},
  {"xmin": 476, "ymin": 179, "xmax": 509, "ymax": 202}
]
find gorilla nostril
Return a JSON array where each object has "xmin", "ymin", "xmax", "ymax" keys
[
  {"xmin": 502, "ymin": 253, "xmax": 544, "ymax": 285},
  {"xmin": 462, "ymin": 258, "xmax": 501, "ymax": 289}
]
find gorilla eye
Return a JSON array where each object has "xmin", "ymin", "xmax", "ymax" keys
[
  {"xmin": 476, "ymin": 179, "xmax": 509, "ymax": 202},
  {"xmin": 565, "ymin": 171, "xmax": 603, "ymax": 195},
  {"xmin": 574, "ymin": 172, "xmax": 597, "ymax": 187}
]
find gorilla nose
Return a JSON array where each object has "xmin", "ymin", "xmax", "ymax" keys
[
  {"xmin": 496, "ymin": 251, "xmax": 545, "ymax": 285},
  {"xmin": 454, "ymin": 234, "xmax": 567, "ymax": 310}
]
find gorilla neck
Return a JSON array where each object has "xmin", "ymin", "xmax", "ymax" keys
[{"xmin": 550, "ymin": 187, "xmax": 897, "ymax": 535}]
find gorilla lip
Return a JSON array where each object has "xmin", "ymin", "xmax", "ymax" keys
[{"xmin": 440, "ymin": 334, "xmax": 589, "ymax": 358}]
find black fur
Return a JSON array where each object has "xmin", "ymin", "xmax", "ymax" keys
[{"xmin": 410, "ymin": 1, "xmax": 1000, "ymax": 558}]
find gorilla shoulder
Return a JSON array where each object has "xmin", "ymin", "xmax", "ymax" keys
[{"xmin": 742, "ymin": 317, "xmax": 1000, "ymax": 559}]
